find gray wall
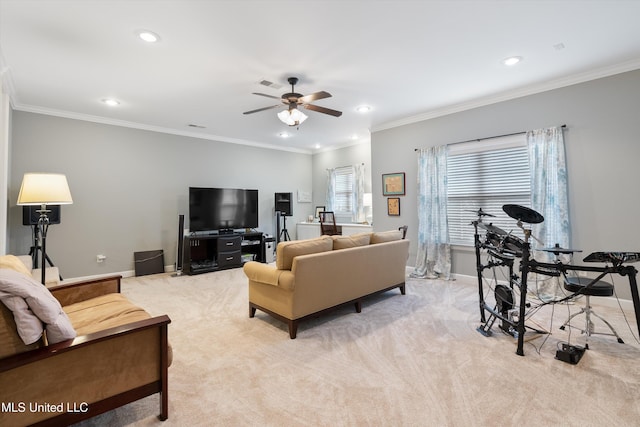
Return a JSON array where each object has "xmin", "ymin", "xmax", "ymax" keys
[
  {"xmin": 9, "ymin": 112, "xmax": 311, "ymax": 278},
  {"xmin": 372, "ymin": 69, "xmax": 640, "ymax": 300},
  {"xmin": 311, "ymin": 141, "xmax": 372, "ymax": 221}
]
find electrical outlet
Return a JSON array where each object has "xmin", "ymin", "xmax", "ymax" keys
[{"xmin": 96, "ymin": 254, "xmax": 106, "ymax": 263}]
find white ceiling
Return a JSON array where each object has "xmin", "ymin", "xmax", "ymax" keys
[{"xmin": 2, "ymin": 0, "xmax": 640, "ymax": 153}]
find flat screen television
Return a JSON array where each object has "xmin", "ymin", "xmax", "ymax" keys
[{"xmin": 189, "ymin": 187, "xmax": 258, "ymax": 232}]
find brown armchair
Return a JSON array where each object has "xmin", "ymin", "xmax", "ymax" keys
[
  {"xmin": 319, "ymin": 211, "xmax": 340, "ymax": 236},
  {"xmin": 0, "ymin": 274, "xmax": 171, "ymax": 426}
]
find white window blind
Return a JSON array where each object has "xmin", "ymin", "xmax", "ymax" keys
[
  {"xmin": 447, "ymin": 135, "xmax": 530, "ymax": 246},
  {"xmin": 334, "ymin": 166, "xmax": 354, "ymax": 216}
]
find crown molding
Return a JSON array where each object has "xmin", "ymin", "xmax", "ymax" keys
[
  {"xmin": 372, "ymin": 58, "xmax": 640, "ymax": 133},
  {"xmin": 12, "ymin": 103, "xmax": 313, "ymax": 155},
  {"xmin": 10, "ymin": 58, "xmax": 640, "ymax": 153},
  {"xmin": 313, "ymin": 136, "xmax": 371, "ymax": 154}
]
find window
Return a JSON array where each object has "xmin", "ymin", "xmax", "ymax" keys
[
  {"xmin": 447, "ymin": 134, "xmax": 530, "ymax": 246},
  {"xmin": 334, "ymin": 166, "xmax": 355, "ymax": 217}
]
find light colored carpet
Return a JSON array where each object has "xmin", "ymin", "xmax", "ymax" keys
[{"xmin": 75, "ymin": 268, "xmax": 640, "ymax": 427}]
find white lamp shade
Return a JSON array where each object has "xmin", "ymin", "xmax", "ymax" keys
[
  {"xmin": 278, "ymin": 108, "xmax": 308, "ymax": 126},
  {"xmin": 17, "ymin": 173, "xmax": 73, "ymax": 205}
]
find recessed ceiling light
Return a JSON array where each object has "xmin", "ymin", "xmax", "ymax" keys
[
  {"xmin": 136, "ymin": 30, "xmax": 160, "ymax": 43},
  {"xmin": 279, "ymin": 132, "xmax": 290, "ymax": 138},
  {"xmin": 502, "ymin": 56, "xmax": 522, "ymax": 66},
  {"xmin": 314, "ymin": 144, "xmax": 321, "ymax": 149},
  {"xmin": 101, "ymin": 98, "xmax": 120, "ymax": 106},
  {"xmin": 350, "ymin": 134, "xmax": 358, "ymax": 140},
  {"xmin": 356, "ymin": 105, "xmax": 371, "ymax": 113}
]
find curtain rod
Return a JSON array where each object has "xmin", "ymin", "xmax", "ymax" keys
[{"xmin": 414, "ymin": 124, "xmax": 566, "ymax": 151}]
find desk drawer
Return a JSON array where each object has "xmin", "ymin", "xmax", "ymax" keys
[
  {"xmin": 218, "ymin": 236, "xmax": 241, "ymax": 251},
  {"xmin": 218, "ymin": 250, "xmax": 241, "ymax": 268}
]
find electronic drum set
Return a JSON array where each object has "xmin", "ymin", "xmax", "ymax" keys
[{"xmin": 471, "ymin": 204, "xmax": 640, "ymax": 357}]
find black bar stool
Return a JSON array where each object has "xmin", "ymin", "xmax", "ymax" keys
[{"xmin": 559, "ymin": 276, "xmax": 624, "ymax": 348}]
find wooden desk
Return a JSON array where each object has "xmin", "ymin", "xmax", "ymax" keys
[{"xmin": 296, "ymin": 222, "xmax": 373, "ymax": 240}]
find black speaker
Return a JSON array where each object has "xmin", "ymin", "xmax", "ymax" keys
[
  {"xmin": 175, "ymin": 214, "xmax": 185, "ymax": 274},
  {"xmin": 22, "ymin": 205, "xmax": 61, "ymax": 225},
  {"xmin": 275, "ymin": 192, "xmax": 293, "ymax": 216}
]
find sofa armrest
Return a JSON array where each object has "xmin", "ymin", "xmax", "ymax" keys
[
  {"xmin": 0, "ymin": 314, "xmax": 171, "ymax": 426},
  {"xmin": 243, "ymin": 262, "xmax": 295, "ymax": 290},
  {"xmin": 50, "ymin": 275, "xmax": 122, "ymax": 306},
  {"xmin": 243, "ymin": 261, "xmax": 283, "ymax": 286}
]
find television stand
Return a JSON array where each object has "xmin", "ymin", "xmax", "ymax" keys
[{"xmin": 183, "ymin": 231, "xmax": 265, "ymax": 275}]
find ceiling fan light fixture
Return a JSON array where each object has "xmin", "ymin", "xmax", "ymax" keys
[{"xmin": 278, "ymin": 108, "xmax": 308, "ymax": 126}]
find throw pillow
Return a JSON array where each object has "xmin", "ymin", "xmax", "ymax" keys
[
  {"xmin": 370, "ymin": 230, "xmax": 403, "ymax": 244},
  {"xmin": 0, "ymin": 269, "xmax": 76, "ymax": 344},
  {"xmin": 1, "ymin": 295, "xmax": 44, "ymax": 345},
  {"xmin": 0, "ymin": 255, "xmax": 32, "ymax": 277},
  {"xmin": 332, "ymin": 233, "xmax": 372, "ymax": 250},
  {"xmin": 276, "ymin": 236, "xmax": 333, "ymax": 270}
]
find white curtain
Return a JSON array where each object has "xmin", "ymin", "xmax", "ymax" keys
[
  {"xmin": 325, "ymin": 168, "xmax": 336, "ymax": 212},
  {"xmin": 527, "ymin": 126, "xmax": 570, "ymax": 299},
  {"xmin": 353, "ymin": 164, "xmax": 365, "ymax": 222},
  {"xmin": 528, "ymin": 126, "xmax": 569, "ymax": 250},
  {"xmin": 411, "ymin": 145, "xmax": 451, "ymax": 280}
]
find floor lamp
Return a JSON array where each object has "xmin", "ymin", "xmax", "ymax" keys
[{"xmin": 17, "ymin": 173, "xmax": 73, "ymax": 285}]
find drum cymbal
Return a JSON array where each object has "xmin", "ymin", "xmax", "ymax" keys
[
  {"xmin": 466, "ymin": 208, "xmax": 495, "ymax": 217},
  {"xmin": 540, "ymin": 244, "xmax": 582, "ymax": 254},
  {"xmin": 478, "ymin": 222, "xmax": 507, "ymax": 235},
  {"xmin": 502, "ymin": 204, "xmax": 544, "ymax": 224}
]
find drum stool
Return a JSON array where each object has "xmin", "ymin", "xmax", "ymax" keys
[{"xmin": 559, "ymin": 276, "xmax": 624, "ymax": 348}]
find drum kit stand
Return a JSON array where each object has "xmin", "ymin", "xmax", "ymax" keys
[{"xmin": 472, "ymin": 204, "xmax": 640, "ymax": 358}]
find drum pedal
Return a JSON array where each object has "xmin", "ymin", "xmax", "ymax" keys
[{"xmin": 555, "ymin": 343, "xmax": 585, "ymax": 365}]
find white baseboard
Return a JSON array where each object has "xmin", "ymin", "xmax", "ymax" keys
[{"xmin": 61, "ymin": 264, "xmax": 176, "ymax": 284}]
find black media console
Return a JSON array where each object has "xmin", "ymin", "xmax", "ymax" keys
[{"xmin": 183, "ymin": 231, "xmax": 265, "ymax": 275}]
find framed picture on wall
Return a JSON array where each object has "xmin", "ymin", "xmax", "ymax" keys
[
  {"xmin": 387, "ymin": 198, "xmax": 400, "ymax": 216},
  {"xmin": 314, "ymin": 206, "xmax": 326, "ymax": 220},
  {"xmin": 382, "ymin": 172, "xmax": 405, "ymax": 196}
]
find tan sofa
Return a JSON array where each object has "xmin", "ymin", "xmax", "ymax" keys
[
  {"xmin": 243, "ymin": 230, "xmax": 409, "ymax": 338},
  {"xmin": 0, "ymin": 255, "xmax": 171, "ymax": 426}
]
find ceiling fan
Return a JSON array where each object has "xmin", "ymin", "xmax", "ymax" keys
[{"xmin": 243, "ymin": 77, "xmax": 343, "ymax": 126}]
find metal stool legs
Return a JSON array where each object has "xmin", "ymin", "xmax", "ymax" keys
[{"xmin": 560, "ymin": 294, "xmax": 624, "ymax": 347}]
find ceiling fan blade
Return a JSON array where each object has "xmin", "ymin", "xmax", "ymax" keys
[
  {"xmin": 243, "ymin": 104, "xmax": 281, "ymax": 115},
  {"xmin": 252, "ymin": 92, "xmax": 282, "ymax": 100},
  {"xmin": 299, "ymin": 91, "xmax": 331, "ymax": 104},
  {"xmin": 303, "ymin": 103, "xmax": 343, "ymax": 117}
]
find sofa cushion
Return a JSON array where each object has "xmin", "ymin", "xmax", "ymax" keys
[
  {"xmin": 0, "ymin": 268, "xmax": 76, "ymax": 344},
  {"xmin": 276, "ymin": 236, "xmax": 333, "ymax": 270},
  {"xmin": 370, "ymin": 230, "xmax": 403, "ymax": 244},
  {"xmin": 64, "ymin": 293, "xmax": 152, "ymax": 336},
  {"xmin": 64, "ymin": 293, "xmax": 173, "ymax": 367},
  {"xmin": 0, "ymin": 255, "xmax": 32, "ymax": 277},
  {"xmin": 332, "ymin": 232, "xmax": 372, "ymax": 250}
]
